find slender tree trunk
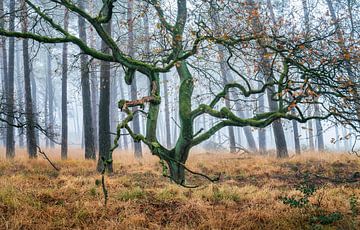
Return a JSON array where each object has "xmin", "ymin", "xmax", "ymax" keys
[
  {"xmin": 90, "ymin": 67, "xmax": 99, "ymax": 151},
  {"xmin": 0, "ymin": 0, "xmax": 6, "ymax": 94},
  {"xmin": 21, "ymin": 0, "xmax": 37, "ymax": 158},
  {"xmin": 6, "ymin": 0, "xmax": 16, "ymax": 158},
  {"xmin": 292, "ymin": 118, "xmax": 301, "ymax": 154},
  {"xmin": 110, "ymin": 72, "xmax": 118, "ymax": 145},
  {"xmin": 30, "ymin": 64, "xmax": 39, "ymax": 144},
  {"xmin": 61, "ymin": 9, "xmax": 69, "ymax": 160},
  {"xmin": 163, "ymin": 74, "xmax": 172, "ymax": 148},
  {"xmin": 47, "ymin": 51, "xmax": 55, "ymax": 148},
  {"xmin": 211, "ymin": 5, "xmax": 236, "ymax": 153},
  {"xmin": 314, "ymin": 103, "xmax": 324, "ymax": 151},
  {"xmin": 235, "ymin": 105, "xmax": 257, "ymax": 152},
  {"xmin": 44, "ymin": 52, "xmax": 49, "ymax": 148},
  {"xmin": 127, "ymin": 0, "xmax": 142, "ymax": 158},
  {"xmin": 342, "ymin": 127, "xmax": 347, "ymax": 151},
  {"xmin": 335, "ymin": 124, "xmax": 340, "ymax": 150},
  {"xmin": 247, "ymin": 0, "xmax": 288, "ymax": 157},
  {"xmin": 97, "ymin": 20, "xmax": 113, "ymax": 172},
  {"xmin": 15, "ymin": 42, "xmax": 24, "ymax": 148},
  {"xmin": 74, "ymin": 102, "xmax": 81, "ymax": 147},
  {"xmin": 307, "ymin": 109, "xmax": 315, "ymax": 150},
  {"xmin": 89, "ymin": 0, "xmax": 98, "ymax": 152},
  {"xmin": 210, "ymin": 3, "xmax": 256, "ymax": 152},
  {"xmin": 78, "ymin": 1, "xmax": 96, "ymax": 159},
  {"xmin": 301, "ymin": 0, "xmax": 323, "ymax": 152},
  {"xmin": 258, "ymin": 82, "xmax": 266, "ymax": 154},
  {"xmin": 218, "ymin": 49, "xmax": 236, "ymax": 153},
  {"xmin": 0, "ymin": 0, "xmax": 7, "ymax": 147}
]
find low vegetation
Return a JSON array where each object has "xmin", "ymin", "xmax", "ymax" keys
[{"xmin": 0, "ymin": 148, "xmax": 359, "ymax": 229}]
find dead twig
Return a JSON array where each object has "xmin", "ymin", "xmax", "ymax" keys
[{"xmin": 36, "ymin": 146, "xmax": 60, "ymax": 171}]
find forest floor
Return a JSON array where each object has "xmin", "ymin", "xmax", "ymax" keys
[{"xmin": 0, "ymin": 148, "xmax": 359, "ymax": 229}]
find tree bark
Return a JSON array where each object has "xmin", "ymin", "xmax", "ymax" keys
[
  {"xmin": 0, "ymin": 0, "xmax": 6, "ymax": 94},
  {"xmin": 307, "ymin": 109, "xmax": 315, "ymax": 150},
  {"xmin": 258, "ymin": 82, "xmax": 266, "ymax": 154},
  {"xmin": 30, "ymin": 63, "xmax": 39, "ymax": 144},
  {"xmin": 78, "ymin": 1, "xmax": 96, "ymax": 159},
  {"xmin": 21, "ymin": 0, "xmax": 37, "ymax": 158},
  {"xmin": 97, "ymin": 20, "xmax": 113, "ymax": 172},
  {"xmin": 163, "ymin": 74, "xmax": 172, "ymax": 149},
  {"xmin": 6, "ymin": 0, "xmax": 16, "ymax": 158},
  {"xmin": 314, "ymin": 103, "xmax": 324, "ymax": 151},
  {"xmin": 89, "ymin": 0, "xmax": 98, "ymax": 152},
  {"xmin": 110, "ymin": 72, "xmax": 118, "ymax": 145},
  {"xmin": 61, "ymin": 9, "xmax": 69, "ymax": 160},
  {"xmin": 0, "ymin": 0, "xmax": 7, "ymax": 147},
  {"xmin": 47, "ymin": 51, "xmax": 55, "ymax": 148},
  {"xmin": 15, "ymin": 41, "xmax": 24, "ymax": 148}
]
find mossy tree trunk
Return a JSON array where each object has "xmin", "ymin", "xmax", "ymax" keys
[{"xmin": 168, "ymin": 61, "xmax": 194, "ymax": 183}]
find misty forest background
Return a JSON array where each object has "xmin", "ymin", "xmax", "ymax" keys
[
  {"xmin": 0, "ymin": 0, "xmax": 359, "ymax": 229},
  {"xmin": 0, "ymin": 0, "xmax": 358, "ymax": 163}
]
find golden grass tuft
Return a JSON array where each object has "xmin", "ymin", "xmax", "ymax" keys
[{"xmin": 0, "ymin": 148, "xmax": 359, "ymax": 229}]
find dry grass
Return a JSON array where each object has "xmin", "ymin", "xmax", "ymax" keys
[{"xmin": 0, "ymin": 148, "xmax": 359, "ymax": 229}]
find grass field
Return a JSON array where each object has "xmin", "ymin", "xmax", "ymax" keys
[{"xmin": 0, "ymin": 148, "xmax": 359, "ymax": 229}]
